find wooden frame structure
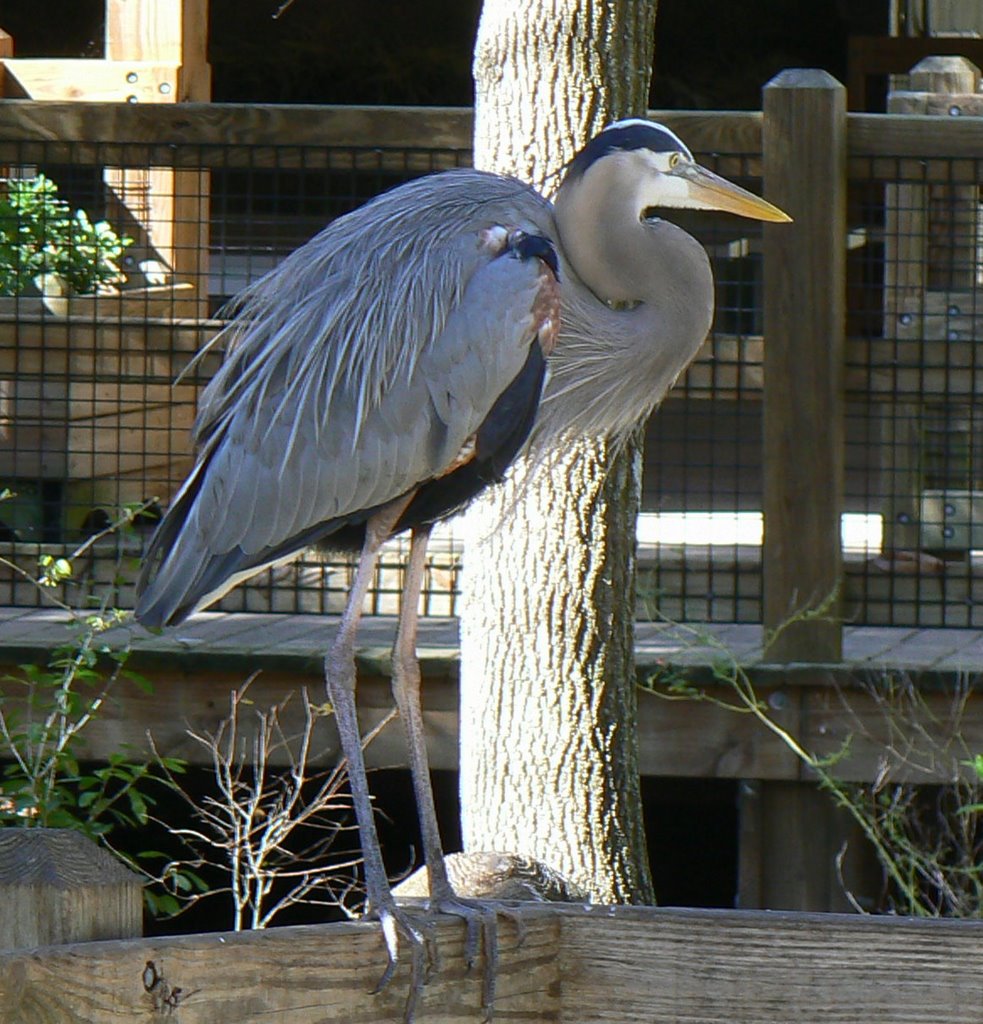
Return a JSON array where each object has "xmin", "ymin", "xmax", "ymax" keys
[
  {"xmin": 2, "ymin": 58, "xmax": 983, "ymax": 619},
  {"xmin": 0, "ymin": 0, "xmax": 210, "ymax": 317},
  {"xmin": 3, "ymin": 902, "xmax": 983, "ymax": 1022},
  {"xmin": 1, "ymin": 61, "xmax": 983, "ymax": 947}
]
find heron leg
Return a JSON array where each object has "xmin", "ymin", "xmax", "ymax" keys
[
  {"xmin": 392, "ymin": 526, "xmax": 499, "ymax": 1020},
  {"xmin": 325, "ymin": 494, "xmax": 430, "ymax": 1020}
]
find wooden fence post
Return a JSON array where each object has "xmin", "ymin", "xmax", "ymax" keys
[
  {"xmin": 0, "ymin": 829, "xmax": 143, "ymax": 950},
  {"xmin": 762, "ymin": 69, "xmax": 847, "ymax": 662},
  {"xmin": 744, "ymin": 69, "xmax": 853, "ymax": 912}
]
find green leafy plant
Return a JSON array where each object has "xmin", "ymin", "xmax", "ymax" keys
[
  {"xmin": 645, "ymin": 609, "xmax": 983, "ymax": 918},
  {"xmin": 0, "ymin": 497, "xmax": 200, "ymax": 914},
  {"xmin": 0, "ymin": 174, "xmax": 133, "ymax": 297},
  {"xmin": 0, "ymin": 637, "xmax": 166, "ymax": 837}
]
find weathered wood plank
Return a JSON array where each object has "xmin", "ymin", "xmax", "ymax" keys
[
  {"xmin": 737, "ymin": 779, "xmax": 877, "ymax": 912},
  {"xmin": 0, "ymin": 101, "xmax": 477, "ymax": 153},
  {"xmin": 561, "ymin": 906, "xmax": 983, "ymax": 1024},
  {"xmin": 0, "ymin": 910, "xmax": 560, "ymax": 1024},
  {"xmin": 0, "ymin": 830, "xmax": 142, "ymax": 950},
  {"xmin": 0, "ymin": 99, "xmax": 980, "ymax": 178},
  {"xmin": 4, "ymin": 610, "xmax": 983, "ymax": 781},
  {"xmin": 2, "ymin": 905, "xmax": 982, "ymax": 1024},
  {"xmin": 849, "ymin": 111, "xmax": 983, "ymax": 160},
  {"xmin": 0, "ymin": 101, "xmax": 762, "ymax": 154}
]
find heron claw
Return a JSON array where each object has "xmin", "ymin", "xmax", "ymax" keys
[
  {"xmin": 429, "ymin": 895, "xmax": 503, "ymax": 1021},
  {"xmin": 373, "ymin": 904, "xmax": 433, "ymax": 1023}
]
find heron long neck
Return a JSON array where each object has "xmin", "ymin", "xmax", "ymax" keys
[
  {"xmin": 534, "ymin": 161, "xmax": 715, "ymax": 443},
  {"xmin": 553, "ymin": 163, "xmax": 714, "ymax": 345}
]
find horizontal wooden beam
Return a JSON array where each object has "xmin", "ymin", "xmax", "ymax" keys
[
  {"xmin": 849, "ymin": 110, "xmax": 983, "ymax": 159},
  {"xmin": 0, "ymin": 101, "xmax": 476, "ymax": 150},
  {"xmin": 2, "ymin": 611, "xmax": 982, "ymax": 783},
  {"xmin": 1, "ymin": 59, "xmax": 181, "ymax": 103},
  {"xmin": 2, "ymin": 100, "xmax": 982, "ymax": 169},
  {"xmin": 1, "ymin": 904, "xmax": 981, "ymax": 1023},
  {"xmin": 0, "ymin": 102, "xmax": 764, "ymax": 165}
]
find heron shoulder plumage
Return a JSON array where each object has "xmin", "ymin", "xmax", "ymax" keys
[{"xmin": 137, "ymin": 176, "xmax": 559, "ymax": 626}]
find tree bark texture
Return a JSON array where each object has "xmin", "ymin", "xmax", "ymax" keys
[{"xmin": 460, "ymin": 0, "xmax": 657, "ymax": 905}]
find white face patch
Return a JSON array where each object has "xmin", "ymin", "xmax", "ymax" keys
[{"xmin": 630, "ymin": 148, "xmax": 693, "ymax": 211}]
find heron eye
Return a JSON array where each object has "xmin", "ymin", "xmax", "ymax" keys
[{"xmin": 668, "ymin": 152, "xmax": 682, "ymax": 169}]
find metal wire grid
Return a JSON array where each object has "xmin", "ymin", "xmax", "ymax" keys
[
  {"xmin": 4, "ymin": 132, "xmax": 979, "ymax": 628},
  {"xmin": 0, "ymin": 138, "xmax": 468, "ymax": 615},
  {"xmin": 638, "ymin": 151, "xmax": 766, "ymax": 623},
  {"xmin": 845, "ymin": 153, "xmax": 983, "ymax": 627}
]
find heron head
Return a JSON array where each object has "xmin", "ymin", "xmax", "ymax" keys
[{"xmin": 569, "ymin": 119, "xmax": 791, "ymax": 223}]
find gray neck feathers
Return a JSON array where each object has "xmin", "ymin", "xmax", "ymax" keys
[{"xmin": 537, "ymin": 157, "xmax": 714, "ymax": 444}]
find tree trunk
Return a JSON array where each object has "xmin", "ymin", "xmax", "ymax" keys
[{"xmin": 459, "ymin": 0, "xmax": 657, "ymax": 905}]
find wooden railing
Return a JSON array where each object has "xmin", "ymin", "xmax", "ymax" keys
[
  {"xmin": 2, "ymin": 826, "xmax": 981, "ymax": 1024},
  {"xmin": 5, "ymin": 902, "xmax": 982, "ymax": 1023}
]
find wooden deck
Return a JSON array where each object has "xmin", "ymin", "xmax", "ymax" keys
[
  {"xmin": 2, "ymin": 607, "xmax": 983, "ymax": 783},
  {"xmin": 6, "ymin": 606, "xmax": 983, "ymax": 670}
]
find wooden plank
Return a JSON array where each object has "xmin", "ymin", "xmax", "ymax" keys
[
  {"xmin": 0, "ymin": 319, "xmax": 220, "ymax": 379},
  {"xmin": 0, "ymin": 97, "xmax": 982, "ymax": 174},
  {"xmin": 2, "ymin": 905, "xmax": 983, "ymax": 1024},
  {"xmin": 105, "ymin": 0, "xmax": 210, "ymax": 100},
  {"xmin": 0, "ymin": 910, "xmax": 561, "ymax": 1024},
  {"xmin": 0, "ymin": 282, "xmax": 198, "ymax": 321},
  {"xmin": 5, "ymin": 614, "xmax": 983, "ymax": 780},
  {"xmin": 636, "ymin": 680, "xmax": 800, "ymax": 780},
  {"xmin": 561, "ymin": 906, "xmax": 983, "ymax": 1024},
  {"xmin": 0, "ymin": 101, "xmax": 476, "ymax": 152},
  {"xmin": 759, "ymin": 71, "xmax": 849, "ymax": 912},
  {"xmin": 0, "ymin": 59, "xmax": 182, "ymax": 102},
  {"xmin": 737, "ymin": 779, "xmax": 879, "ymax": 911},
  {"xmin": 0, "ymin": 830, "xmax": 142, "ymax": 950},
  {"xmin": 849, "ymin": 111, "xmax": 983, "ymax": 160},
  {"xmin": 762, "ymin": 70, "xmax": 846, "ymax": 661},
  {"xmin": 0, "ymin": 100, "xmax": 762, "ymax": 153},
  {"xmin": 800, "ymin": 681, "xmax": 983, "ymax": 784},
  {"xmin": 875, "ymin": 400, "xmax": 922, "ymax": 551}
]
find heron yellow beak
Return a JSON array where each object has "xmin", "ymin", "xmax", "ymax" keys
[{"xmin": 675, "ymin": 162, "xmax": 792, "ymax": 223}]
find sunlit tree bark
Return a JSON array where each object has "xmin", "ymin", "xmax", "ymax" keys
[{"xmin": 459, "ymin": 0, "xmax": 658, "ymax": 904}]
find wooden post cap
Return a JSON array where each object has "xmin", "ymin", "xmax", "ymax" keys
[
  {"xmin": 909, "ymin": 55, "xmax": 980, "ymax": 93},
  {"xmin": 0, "ymin": 829, "xmax": 143, "ymax": 950},
  {"xmin": 764, "ymin": 68, "xmax": 846, "ymax": 92}
]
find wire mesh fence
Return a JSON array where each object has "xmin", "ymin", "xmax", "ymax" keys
[
  {"xmin": 845, "ymin": 150, "xmax": 983, "ymax": 627},
  {"xmin": 0, "ymin": 127, "xmax": 470, "ymax": 616},
  {"xmin": 1, "ymin": 105, "xmax": 982, "ymax": 627},
  {"xmin": 638, "ymin": 150, "xmax": 766, "ymax": 623}
]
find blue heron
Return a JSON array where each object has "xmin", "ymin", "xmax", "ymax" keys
[{"xmin": 136, "ymin": 120, "xmax": 789, "ymax": 1017}]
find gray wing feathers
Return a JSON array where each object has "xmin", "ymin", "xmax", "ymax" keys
[{"xmin": 177, "ymin": 171, "xmax": 554, "ymax": 563}]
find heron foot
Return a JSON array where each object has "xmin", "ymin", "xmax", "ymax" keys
[
  {"xmin": 427, "ymin": 894, "xmax": 508, "ymax": 1022},
  {"xmin": 372, "ymin": 902, "xmax": 437, "ymax": 1024}
]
